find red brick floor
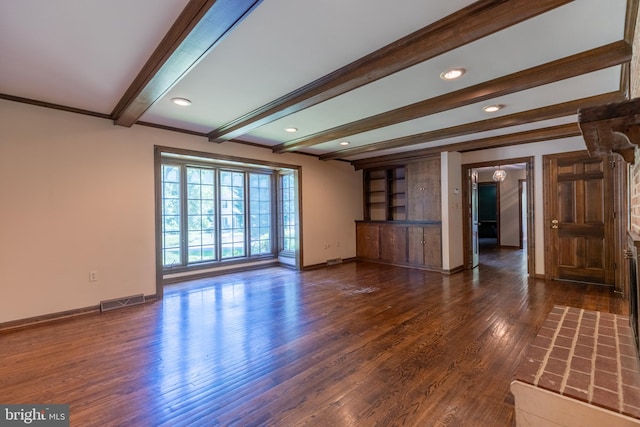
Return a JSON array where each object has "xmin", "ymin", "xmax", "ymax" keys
[{"xmin": 515, "ymin": 305, "xmax": 640, "ymax": 419}]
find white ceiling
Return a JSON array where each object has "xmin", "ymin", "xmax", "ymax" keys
[{"xmin": 0, "ymin": 0, "xmax": 633, "ymax": 165}]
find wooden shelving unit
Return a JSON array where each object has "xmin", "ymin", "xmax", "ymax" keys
[
  {"xmin": 364, "ymin": 167, "xmax": 405, "ymax": 221},
  {"xmin": 358, "ymin": 157, "xmax": 443, "ymax": 272}
]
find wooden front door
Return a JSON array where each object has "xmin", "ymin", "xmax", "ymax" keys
[{"xmin": 545, "ymin": 153, "xmax": 614, "ymax": 285}]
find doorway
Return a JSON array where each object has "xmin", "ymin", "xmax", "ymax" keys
[
  {"xmin": 478, "ymin": 182, "xmax": 499, "ymax": 248},
  {"xmin": 462, "ymin": 157, "xmax": 534, "ymax": 275}
]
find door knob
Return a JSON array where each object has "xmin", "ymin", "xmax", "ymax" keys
[{"xmin": 551, "ymin": 219, "xmax": 559, "ymax": 229}]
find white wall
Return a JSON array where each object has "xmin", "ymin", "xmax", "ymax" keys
[
  {"xmin": 441, "ymin": 152, "xmax": 464, "ymax": 271},
  {"xmin": 461, "ymin": 137, "xmax": 587, "ymax": 277},
  {"xmin": 0, "ymin": 100, "xmax": 362, "ymax": 323}
]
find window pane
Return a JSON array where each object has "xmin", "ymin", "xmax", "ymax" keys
[
  {"xmin": 187, "ymin": 184, "xmax": 201, "ymax": 199},
  {"xmin": 164, "ymin": 249, "xmax": 181, "ymax": 266},
  {"xmin": 187, "ymin": 200, "xmax": 200, "ymax": 215},
  {"xmin": 187, "ymin": 168, "xmax": 201, "ymax": 183},
  {"xmin": 164, "ymin": 216, "xmax": 180, "ymax": 232},
  {"xmin": 163, "ymin": 182, "xmax": 180, "ymax": 198},
  {"xmin": 201, "ymin": 170, "xmax": 214, "ymax": 185},
  {"xmin": 188, "ymin": 215, "xmax": 202, "ymax": 231},
  {"xmin": 163, "ymin": 165, "xmax": 180, "ymax": 182},
  {"xmin": 163, "ymin": 199, "xmax": 179, "ymax": 215}
]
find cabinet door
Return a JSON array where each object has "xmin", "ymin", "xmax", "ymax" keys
[
  {"xmin": 406, "ymin": 159, "xmax": 441, "ymax": 221},
  {"xmin": 407, "ymin": 226, "xmax": 425, "ymax": 265},
  {"xmin": 422, "ymin": 225, "xmax": 442, "ymax": 268},
  {"xmin": 380, "ymin": 224, "xmax": 407, "ymax": 263},
  {"xmin": 356, "ymin": 224, "xmax": 380, "ymax": 259},
  {"xmin": 407, "ymin": 225, "xmax": 442, "ymax": 268}
]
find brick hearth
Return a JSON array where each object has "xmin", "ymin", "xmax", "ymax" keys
[{"xmin": 514, "ymin": 305, "xmax": 640, "ymax": 421}]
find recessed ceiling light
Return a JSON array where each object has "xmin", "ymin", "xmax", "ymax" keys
[
  {"xmin": 440, "ymin": 68, "xmax": 465, "ymax": 80},
  {"xmin": 171, "ymin": 97, "xmax": 192, "ymax": 106},
  {"xmin": 483, "ymin": 104, "xmax": 505, "ymax": 113},
  {"xmin": 285, "ymin": 127, "xmax": 298, "ymax": 133},
  {"xmin": 340, "ymin": 141, "xmax": 350, "ymax": 146}
]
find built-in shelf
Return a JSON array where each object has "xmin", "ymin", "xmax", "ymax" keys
[{"xmin": 364, "ymin": 166, "xmax": 406, "ymax": 221}]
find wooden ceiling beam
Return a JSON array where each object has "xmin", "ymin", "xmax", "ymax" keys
[
  {"xmin": 112, "ymin": 0, "xmax": 262, "ymax": 127},
  {"xmin": 351, "ymin": 123, "xmax": 581, "ymax": 170},
  {"xmin": 275, "ymin": 41, "xmax": 631, "ymax": 153},
  {"xmin": 207, "ymin": 0, "xmax": 573, "ymax": 142},
  {"xmin": 319, "ymin": 92, "xmax": 624, "ymax": 161}
]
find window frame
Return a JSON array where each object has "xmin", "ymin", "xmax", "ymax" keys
[
  {"xmin": 155, "ymin": 146, "xmax": 301, "ymax": 284},
  {"xmin": 278, "ymin": 171, "xmax": 297, "ymax": 257}
]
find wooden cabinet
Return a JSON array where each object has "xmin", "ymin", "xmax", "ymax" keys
[
  {"xmin": 407, "ymin": 225, "xmax": 442, "ymax": 268},
  {"xmin": 356, "ymin": 222, "xmax": 441, "ymax": 271},
  {"xmin": 356, "ymin": 223, "xmax": 380, "ymax": 259},
  {"xmin": 406, "ymin": 158, "xmax": 441, "ymax": 221},
  {"xmin": 358, "ymin": 156, "xmax": 442, "ymax": 272},
  {"xmin": 380, "ymin": 224, "xmax": 407, "ymax": 264}
]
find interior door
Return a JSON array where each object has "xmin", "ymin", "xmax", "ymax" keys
[
  {"xmin": 471, "ymin": 171, "xmax": 479, "ymax": 268},
  {"xmin": 545, "ymin": 154, "xmax": 614, "ymax": 285}
]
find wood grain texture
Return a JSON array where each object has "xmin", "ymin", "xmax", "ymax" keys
[
  {"xmin": 275, "ymin": 41, "xmax": 631, "ymax": 153},
  {"xmin": 351, "ymin": 123, "xmax": 580, "ymax": 171},
  {"xmin": 0, "ymin": 248, "xmax": 626, "ymax": 426},
  {"xmin": 112, "ymin": 0, "xmax": 262, "ymax": 127},
  {"xmin": 207, "ymin": 0, "xmax": 573, "ymax": 142},
  {"xmin": 319, "ymin": 92, "xmax": 624, "ymax": 161}
]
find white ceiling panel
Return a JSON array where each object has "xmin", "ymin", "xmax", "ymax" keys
[
  {"xmin": 0, "ymin": 0, "xmax": 633, "ymax": 163},
  {"xmin": 0, "ymin": 0, "xmax": 189, "ymax": 113}
]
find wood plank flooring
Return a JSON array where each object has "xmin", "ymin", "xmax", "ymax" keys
[{"xmin": 0, "ymin": 247, "xmax": 627, "ymax": 426}]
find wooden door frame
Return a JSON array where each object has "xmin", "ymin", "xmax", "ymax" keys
[
  {"xmin": 462, "ymin": 156, "xmax": 534, "ymax": 274},
  {"xmin": 518, "ymin": 179, "xmax": 527, "ymax": 250}
]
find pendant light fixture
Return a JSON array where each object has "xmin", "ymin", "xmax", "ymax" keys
[{"xmin": 492, "ymin": 166, "xmax": 507, "ymax": 182}]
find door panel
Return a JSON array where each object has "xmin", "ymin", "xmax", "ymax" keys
[
  {"xmin": 423, "ymin": 225, "xmax": 442, "ymax": 268},
  {"xmin": 380, "ymin": 225, "xmax": 406, "ymax": 263},
  {"xmin": 356, "ymin": 224, "xmax": 380, "ymax": 260},
  {"xmin": 407, "ymin": 226, "xmax": 424, "ymax": 265},
  {"xmin": 406, "ymin": 159, "xmax": 441, "ymax": 221},
  {"xmin": 546, "ymin": 154, "xmax": 613, "ymax": 285}
]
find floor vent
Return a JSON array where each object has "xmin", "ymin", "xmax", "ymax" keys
[
  {"xmin": 327, "ymin": 258, "xmax": 343, "ymax": 265},
  {"xmin": 100, "ymin": 294, "xmax": 145, "ymax": 312}
]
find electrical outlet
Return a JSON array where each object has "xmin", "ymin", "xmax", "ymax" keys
[{"xmin": 89, "ymin": 271, "xmax": 98, "ymax": 282}]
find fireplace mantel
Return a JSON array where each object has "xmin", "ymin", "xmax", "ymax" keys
[{"xmin": 579, "ymin": 98, "xmax": 640, "ymax": 164}]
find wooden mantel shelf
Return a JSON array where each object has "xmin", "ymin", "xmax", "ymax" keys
[{"xmin": 579, "ymin": 98, "xmax": 640, "ymax": 164}]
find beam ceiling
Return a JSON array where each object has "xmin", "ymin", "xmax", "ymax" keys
[{"xmin": 206, "ymin": 0, "xmax": 573, "ymax": 143}]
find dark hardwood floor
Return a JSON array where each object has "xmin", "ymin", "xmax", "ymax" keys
[{"xmin": 0, "ymin": 247, "xmax": 627, "ymax": 426}]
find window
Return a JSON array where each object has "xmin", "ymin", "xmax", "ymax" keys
[
  {"xmin": 162, "ymin": 164, "xmax": 182, "ymax": 267},
  {"xmin": 249, "ymin": 173, "xmax": 272, "ymax": 255},
  {"xmin": 220, "ymin": 170, "xmax": 246, "ymax": 259},
  {"xmin": 280, "ymin": 172, "xmax": 296, "ymax": 254},
  {"xmin": 186, "ymin": 167, "xmax": 216, "ymax": 263},
  {"xmin": 158, "ymin": 150, "xmax": 298, "ymax": 272}
]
